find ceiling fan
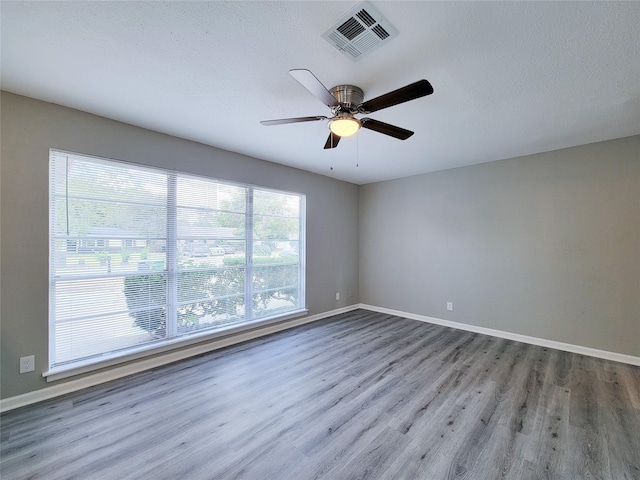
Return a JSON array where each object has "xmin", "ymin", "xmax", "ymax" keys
[{"xmin": 261, "ymin": 69, "xmax": 434, "ymax": 149}]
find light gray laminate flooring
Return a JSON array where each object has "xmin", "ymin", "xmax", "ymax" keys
[{"xmin": 2, "ymin": 310, "xmax": 639, "ymax": 479}]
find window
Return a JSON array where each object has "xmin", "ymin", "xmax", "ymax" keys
[{"xmin": 49, "ymin": 150, "xmax": 305, "ymax": 370}]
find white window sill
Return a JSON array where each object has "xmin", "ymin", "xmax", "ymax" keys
[{"xmin": 44, "ymin": 309, "xmax": 308, "ymax": 382}]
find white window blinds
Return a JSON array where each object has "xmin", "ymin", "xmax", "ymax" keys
[{"xmin": 49, "ymin": 150, "xmax": 305, "ymax": 369}]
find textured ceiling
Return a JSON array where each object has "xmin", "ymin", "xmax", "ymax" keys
[{"xmin": 2, "ymin": 1, "xmax": 639, "ymax": 184}]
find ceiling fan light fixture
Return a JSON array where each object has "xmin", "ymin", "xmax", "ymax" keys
[{"xmin": 329, "ymin": 116, "xmax": 361, "ymax": 137}]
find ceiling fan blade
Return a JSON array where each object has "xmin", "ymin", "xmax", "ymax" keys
[
  {"xmin": 360, "ymin": 118, "xmax": 414, "ymax": 140},
  {"xmin": 323, "ymin": 132, "xmax": 341, "ymax": 149},
  {"xmin": 260, "ymin": 116, "xmax": 328, "ymax": 126},
  {"xmin": 361, "ymin": 79, "xmax": 433, "ymax": 113},
  {"xmin": 290, "ymin": 69, "xmax": 340, "ymax": 108}
]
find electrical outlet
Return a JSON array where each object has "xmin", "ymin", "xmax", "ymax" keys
[
  {"xmin": 20, "ymin": 355, "xmax": 35, "ymax": 373},
  {"xmin": 336, "ymin": 292, "xmax": 340, "ymax": 301},
  {"xmin": 447, "ymin": 302, "xmax": 454, "ymax": 311}
]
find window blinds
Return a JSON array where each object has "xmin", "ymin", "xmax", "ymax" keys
[{"xmin": 49, "ymin": 150, "xmax": 304, "ymax": 369}]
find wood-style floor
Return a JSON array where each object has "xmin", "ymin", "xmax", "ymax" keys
[{"xmin": 2, "ymin": 310, "xmax": 639, "ymax": 479}]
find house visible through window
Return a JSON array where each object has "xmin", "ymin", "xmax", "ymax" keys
[{"xmin": 49, "ymin": 150, "xmax": 305, "ymax": 370}]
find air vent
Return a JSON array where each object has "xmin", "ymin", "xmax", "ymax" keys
[{"xmin": 321, "ymin": 2, "xmax": 399, "ymax": 62}]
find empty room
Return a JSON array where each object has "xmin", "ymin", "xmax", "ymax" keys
[{"xmin": 1, "ymin": 1, "xmax": 639, "ymax": 479}]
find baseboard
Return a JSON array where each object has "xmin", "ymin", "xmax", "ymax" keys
[
  {"xmin": 359, "ymin": 303, "xmax": 640, "ymax": 367},
  {"xmin": 4, "ymin": 302, "xmax": 635, "ymax": 412},
  {"xmin": 0, "ymin": 305, "xmax": 360, "ymax": 413}
]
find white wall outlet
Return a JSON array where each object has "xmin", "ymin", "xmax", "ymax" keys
[
  {"xmin": 447, "ymin": 302, "xmax": 454, "ymax": 311},
  {"xmin": 20, "ymin": 355, "xmax": 35, "ymax": 373},
  {"xmin": 336, "ymin": 292, "xmax": 340, "ymax": 301}
]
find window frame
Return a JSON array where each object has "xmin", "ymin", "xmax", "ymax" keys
[{"xmin": 47, "ymin": 149, "xmax": 306, "ymax": 380}]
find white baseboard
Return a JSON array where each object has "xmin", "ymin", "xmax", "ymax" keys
[
  {"xmin": 359, "ymin": 303, "xmax": 640, "ymax": 367},
  {"xmin": 4, "ymin": 303, "xmax": 636, "ymax": 413},
  {"xmin": 0, "ymin": 305, "xmax": 360, "ymax": 413}
]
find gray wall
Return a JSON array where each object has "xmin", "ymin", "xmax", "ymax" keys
[
  {"xmin": 360, "ymin": 136, "xmax": 640, "ymax": 357},
  {"xmin": 1, "ymin": 92, "xmax": 360, "ymax": 399},
  {"xmin": 2, "ymin": 90, "xmax": 638, "ymax": 401}
]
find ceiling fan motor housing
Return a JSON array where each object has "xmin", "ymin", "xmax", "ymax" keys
[{"xmin": 330, "ymin": 85, "xmax": 364, "ymax": 112}]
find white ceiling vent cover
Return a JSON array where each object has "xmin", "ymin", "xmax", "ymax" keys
[{"xmin": 321, "ymin": 2, "xmax": 399, "ymax": 62}]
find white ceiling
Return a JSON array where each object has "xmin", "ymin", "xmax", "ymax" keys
[{"xmin": 2, "ymin": 1, "xmax": 639, "ymax": 184}]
